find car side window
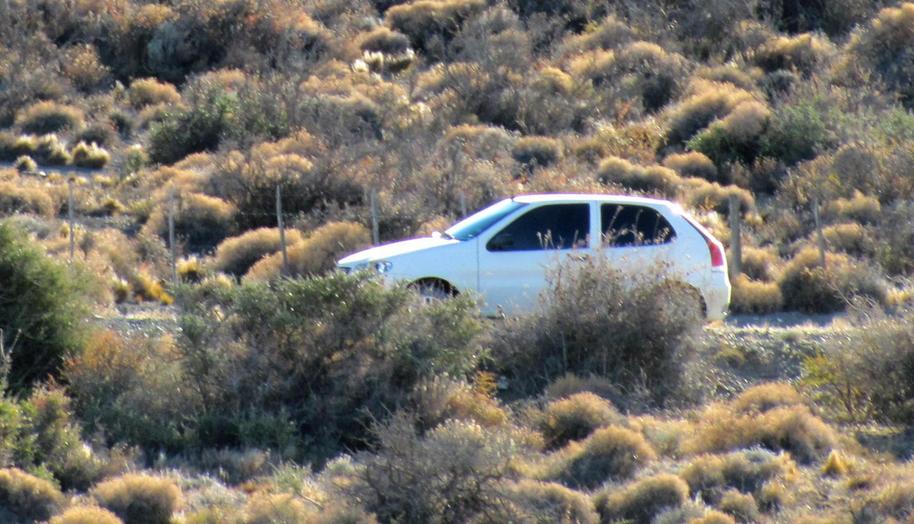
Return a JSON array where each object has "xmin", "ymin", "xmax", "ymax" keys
[
  {"xmin": 487, "ymin": 204, "xmax": 590, "ymax": 251},
  {"xmin": 602, "ymin": 204, "xmax": 675, "ymax": 247}
]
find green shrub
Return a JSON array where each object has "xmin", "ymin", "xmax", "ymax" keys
[
  {"xmin": 350, "ymin": 416, "xmax": 523, "ymax": 523},
  {"xmin": 178, "ymin": 272, "xmax": 484, "ymax": 460},
  {"xmin": 128, "ymin": 78, "xmax": 181, "ymax": 109},
  {"xmin": 15, "ymin": 101, "xmax": 84, "ymax": 135},
  {"xmin": 51, "ymin": 506, "xmax": 124, "ymax": 524},
  {"xmin": 490, "ymin": 255, "xmax": 701, "ymax": 406},
  {"xmin": 760, "ymin": 100, "xmax": 835, "ymax": 166},
  {"xmin": 804, "ymin": 316, "xmax": 914, "ymax": 423},
  {"xmin": 71, "ymin": 141, "xmax": 110, "ymax": 168},
  {"xmin": 211, "ymin": 227, "xmax": 305, "ymax": 276},
  {"xmin": 93, "ymin": 474, "xmax": 182, "ymax": 524},
  {"xmin": 0, "ymin": 222, "xmax": 88, "ymax": 390},
  {"xmin": 594, "ymin": 473, "xmax": 689, "ymax": 524},
  {"xmin": 245, "ymin": 221, "xmax": 370, "ymax": 280},
  {"xmin": 538, "ymin": 392, "xmax": 620, "ymax": 449},
  {"xmin": 0, "ymin": 468, "xmax": 65, "ymax": 522},
  {"xmin": 503, "ymin": 480, "xmax": 598, "ymax": 524},
  {"xmin": 778, "ymin": 246, "xmax": 887, "ymax": 313},
  {"xmin": 148, "ymin": 88, "xmax": 240, "ymax": 165},
  {"xmin": 555, "ymin": 426, "xmax": 656, "ymax": 489}
]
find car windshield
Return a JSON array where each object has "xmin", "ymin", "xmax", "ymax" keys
[{"xmin": 445, "ymin": 199, "xmax": 527, "ymax": 241}]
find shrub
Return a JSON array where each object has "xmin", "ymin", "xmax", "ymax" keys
[
  {"xmin": 0, "ymin": 468, "xmax": 65, "ymax": 522},
  {"xmin": 385, "ymin": 0, "xmax": 487, "ymax": 58},
  {"xmin": 245, "ymin": 221, "xmax": 370, "ymax": 280},
  {"xmin": 51, "ymin": 506, "xmax": 123, "ymax": 524},
  {"xmin": 718, "ymin": 489, "xmax": 760, "ymax": 523},
  {"xmin": 16, "ymin": 101, "xmax": 84, "ymax": 134},
  {"xmin": 555, "ymin": 426, "xmax": 656, "ymax": 489},
  {"xmin": 688, "ymin": 100, "xmax": 771, "ymax": 165},
  {"xmin": 178, "ymin": 273, "xmax": 484, "ymax": 460},
  {"xmin": 75, "ymin": 123, "xmax": 117, "ymax": 148},
  {"xmin": 351, "ymin": 416, "xmax": 522, "ymax": 523},
  {"xmin": 61, "ymin": 44, "xmax": 111, "ymax": 92},
  {"xmin": 489, "ymin": 255, "xmax": 701, "ymax": 406},
  {"xmin": 804, "ymin": 316, "xmax": 914, "ymax": 423},
  {"xmin": 410, "ymin": 376, "xmax": 508, "ymax": 431},
  {"xmin": 359, "ymin": 26, "xmax": 412, "ymax": 54},
  {"xmin": 686, "ymin": 404, "xmax": 835, "ymax": 463},
  {"xmin": 92, "ymin": 474, "xmax": 182, "ymax": 524},
  {"xmin": 680, "ymin": 448, "xmax": 794, "ymax": 505},
  {"xmin": 538, "ymin": 392, "xmax": 620, "ymax": 449},
  {"xmin": 503, "ymin": 480, "xmax": 598, "ymax": 524},
  {"xmin": 822, "ymin": 222, "xmax": 870, "ymax": 256},
  {"xmin": 823, "ymin": 192, "xmax": 881, "ymax": 224},
  {"xmin": 512, "ymin": 136, "xmax": 562, "ymax": 171},
  {"xmin": 663, "ymin": 152, "xmax": 719, "ymax": 182},
  {"xmin": 596, "ymin": 156, "xmax": 681, "ymax": 195},
  {"xmin": 778, "ymin": 246, "xmax": 887, "ymax": 313},
  {"xmin": 753, "ymin": 34, "xmax": 833, "ymax": 76},
  {"xmin": 679, "ymin": 178, "xmax": 755, "ymax": 215},
  {"xmin": 243, "ymin": 493, "xmax": 310, "ymax": 524},
  {"xmin": 544, "ymin": 374, "xmax": 619, "ymax": 401},
  {"xmin": 732, "ymin": 383, "xmax": 804, "ymax": 414},
  {"xmin": 730, "ymin": 275, "xmax": 784, "ymax": 314},
  {"xmin": 0, "ymin": 222, "xmax": 88, "ymax": 390},
  {"xmin": 148, "ymin": 88, "xmax": 240, "ymax": 164},
  {"xmin": 71, "ymin": 141, "xmax": 110, "ymax": 168},
  {"xmin": 211, "ymin": 227, "xmax": 305, "ymax": 276},
  {"xmin": 594, "ymin": 473, "xmax": 689, "ymax": 524},
  {"xmin": 848, "ymin": 3, "xmax": 914, "ymax": 107},
  {"xmin": 740, "ymin": 246, "xmax": 778, "ymax": 281},
  {"xmin": 560, "ymin": 15, "xmax": 635, "ymax": 54},
  {"xmin": 142, "ymin": 193, "xmax": 237, "ymax": 253},
  {"xmin": 760, "ymin": 100, "xmax": 835, "ymax": 166},
  {"xmin": 13, "ymin": 155, "xmax": 36, "ymax": 173},
  {"xmin": 128, "ymin": 78, "xmax": 181, "ymax": 108},
  {"xmin": 31, "ymin": 134, "xmax": 70, "ymax": 166},
  {"xmin": 665, "ymin": 84, "xmax": 755, "ymax": 145}
]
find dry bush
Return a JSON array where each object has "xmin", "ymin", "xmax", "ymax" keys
[
  {"xmin": 34, "ymin": 134, "xmax": 72, "ymax": 166},
  {"xmin": 0, "ymin": 181, "xmax": 56, "ymax": 217},
  {"xmin": 560, "ymin": 15, "xmax": 635, "ymax": 54},
  {"xmin": 686, "ymin": 403, "xmax": 835, "ymax": 463},
  {"xmin": 822, "ymin": 222, "xmax": 871, "ymax": 257},
  {"xmin": 740, "ymin": 246, "xmax": 778, "ymax": 281},
  {"xmin": 13, "ymin": 156, "xmax": 37, "ymax": 174},
  {"xmin": 847, "ymin": 3, "xmax": 914, "ymax": 106},
  {"xmin": 410, "ymin": 376, "xmax": 508, "ymax": 431},
  {"xmin": 243, "ymin": 492, "xmax": 310, "ymax": 524},
  {"xmin": 16, "ymin": 101, "xmax": 85, "ymax": 135},
  {"xmin": 490, "ymin": 255, "xmax": 701, "ymax": 406},
  {"xmin": 753, "ymin": 34, "xmax": 834, "ymax": 76},
  {"xmin": 93, "ymin": 474, "xmax": 182, "ymax": 524},
  {"xmin": 594, "ymin": 473, "xmax": 689, "ymax": 524},
  {"xmin": 679, "ymin": 178, "xmax": 754, "ymax": 215},
  {"xmin": 544, "ymin": 374, "xmax": 619, "ymax": 401},
  {"xmin": 128, "ymin": 78, "xmax": 181, "ymax": 109},
  {"xmin": 696, "ymin": 66, "xmax": 760, "ymax": 92},
  {"xmin": 71, "ymin": 141, "xmax": 110, "ymax": 168},
  {"xmin": 688, "ymin": 100, "xmax": 772, "ymax": 166},
  {"xmin": 350, "ymin": 416, "xmax": 523, "ymax": 523},
  {"xmin": 245, "ymin": 221, "xmax": 370, "ymax": 280},
  {"xmin": 0, "ymin": 468, "xmax": 65, "ymax": 522},
  {"xmin": 823, "ymin": 192, "xmax": 881, "ymax": 224},
  {"xmin": 211, "ymin": 227, "xmax": 305, "ymax": 276},
  {"xmin": 554, "ymin": 426, "xmax": 656, "ymax": 489},
  {"xmin": 665, "ymin": 83, "xmax": 755, "ymax": 145},
  {"xmin": 538, "ymin": 392, "xmax": 621, "ymax": 449},
  {"xmin": 61, "ymin": 44, "xmax": 110, "ymax": 93},
  {"xmin": 730, "ymin": 275, "xmax": 784, "ymax": 314},
  {"xmin": 597, "ymin": 156, "xmax": 681, "ymax": 195},
  {"xmin": 51, "ymin": 506, "xmax": 124, "ymax": 524},
  {"xmin": 142, "ymin": 193, "xmax": 237, "ymax": 253},
  {"xmin": 503, "ymin": 480, "xmax": 598, "ymax": 524},
  {"xmin": 385, "ymin": 0, "xmax": 487, "ymax": 58},
  {"xmin": 778, "ymin": 246, "xmax": 887, "ymax": 313},
  {"xmin": 512, "ymin": 136, "xmax": 562, "ymax": 170},
  {"xmin": 732, "ymin": 383, "xmax": 805, "ymax": 414},
  {"xmin": 718, "ymin": 489, "xmax": 759, "ymax": 523},
  {"xmin": 680, "ymin": 448, "xmax": 794, "ymax": 505},
  {"xmin": 663, "ymin": 152, "xmax": 719, "ymax": 183},
  {"xmin": 359, "ymin": 26, "xmax": 412, "ymax": 54},
  {"xmin": 876, "ymin": 480, "xmax": 914, "ymax": 521}
]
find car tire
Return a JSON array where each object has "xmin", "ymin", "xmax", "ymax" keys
[{"xmin": 413, "ymin": 280, "xmax": 453, "ymax": 305}]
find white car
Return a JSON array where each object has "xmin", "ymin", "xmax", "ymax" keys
[{"xmin": 337, "ymin": 194, "xmax": 731, "ymax": 320}]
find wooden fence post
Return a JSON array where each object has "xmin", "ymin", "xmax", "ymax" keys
[
  {"xmin": 812, "ymin": 195, "xmax": 827, "ymax": 270},
  {"xmin": 276, "ymin": 183, "xmax": 289, "ymax": 276},
  {"xmin": 168, "ymin": 190, "xmax": 178, "ymax": 288},
  {"xmin": 67, "ymin": 178, "xmax": 75, "ymax": 266},
  {"xmin": 728, "ymin": 195, "xmax": 742, "ymax": 277},
  {"xmin": 370, "ymin": 188, "xmax": 380, "ymax": 245}
]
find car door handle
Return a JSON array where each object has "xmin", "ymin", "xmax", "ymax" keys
[{"xmin": 569, "ymin": 254, "xmax": 590, "ymax": 262}]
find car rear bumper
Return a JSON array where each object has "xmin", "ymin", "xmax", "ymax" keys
[{"xmin": 702, "ymin": 270, "xmax": 731, "ymax": 321}]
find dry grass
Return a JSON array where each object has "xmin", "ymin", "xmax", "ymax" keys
[
  {"xmin": 51, "ymin": 506, "xmax": 124, "ymax": 524},
  {"xmin": 245, "ymin": 221, "xmax": 370, "ymax": 280},
  {"xmin": 16, "ymin": 101, "xmax": 85, "ymax": 134},
  {"xmin": 0, "ymin": 468, "xmax": 65, "ymax": 522},
  {"xmin": 553, "ymin": 425, "xmax": 656, "ymax": 489},
  {"xmin": 594, "ymin": 473, "xmax": 689, "ymax": 524},
  {"xmin": 730, "ymin": 275, "xmax": 784, "ymax": 314},
  {"xmin": 597, "ymin": 156, "xmax": 681, "ymax": 195},
  {"xmin": 211, "ymin": 227, "xmax": 306, "ymax": 276},
  {"xmin": 92, "ymin": 473, "xmax": 182, "ymax": 524},
  {"xmin": 663, "ymin": 152, "xmax": 718, "ymax": 182}
]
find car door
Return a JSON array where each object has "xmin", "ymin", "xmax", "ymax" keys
[
  {"xmin": 477, "ymin": 202, "xmax": 592, "ymax": 314},
  {"xmin": 600, "ymin": 203, "xmax": 677, "ymax": 274}
]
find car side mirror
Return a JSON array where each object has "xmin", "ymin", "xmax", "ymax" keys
[{"xmin": 487, "ymin": 232, "xmax": 514, "ymax": 251}]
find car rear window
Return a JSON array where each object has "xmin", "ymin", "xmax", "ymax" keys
[{"xmin": 601, "ymin": 204, "xmax": 675, "ymax": 247}]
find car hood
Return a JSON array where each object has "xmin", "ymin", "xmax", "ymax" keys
[{"xmin": 337, "ymin": 236, "xmax": 460, "ymax": 266}]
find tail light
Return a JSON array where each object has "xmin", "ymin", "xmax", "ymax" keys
[{"xmin": 683, "ymin": 215, "xmax": 726, "ymax": 269}]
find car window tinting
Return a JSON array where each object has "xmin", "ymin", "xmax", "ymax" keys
[
  {"xmin": 446, "ymin": 200, "xmax": 527, "ymax": 241},
  {"xmin": 487, "ymin": 204, "xmax": 590, "ymax": 251},
  {"xmin": 602, "ymin": 204, "xmax": 675, "ymax": 247}
]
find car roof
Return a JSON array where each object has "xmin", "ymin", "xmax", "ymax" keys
[{"xmin": 512, "ymin": 193, "xmax": 678, "ymax": 209}]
